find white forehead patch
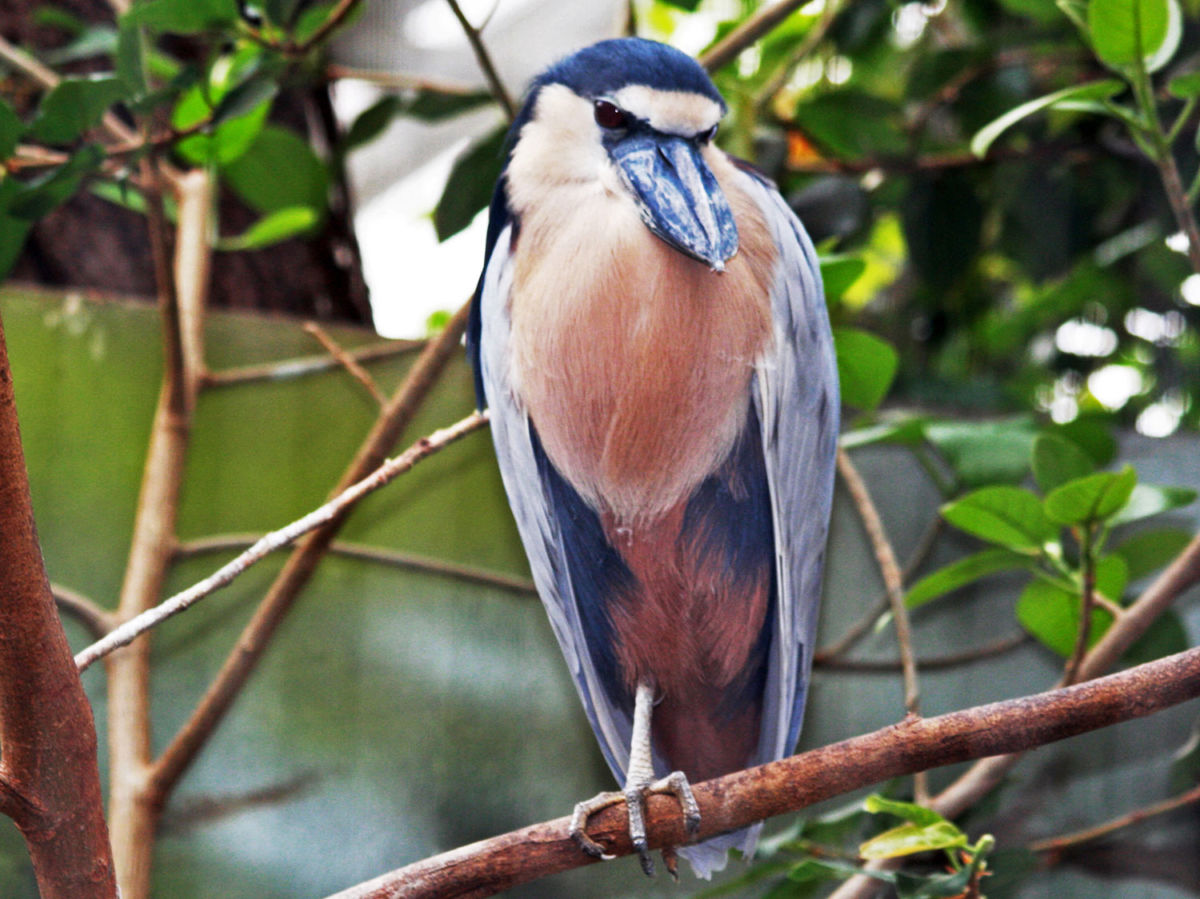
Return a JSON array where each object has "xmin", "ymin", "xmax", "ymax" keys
[{"xmin": 610, "ymin": 85, "xmax": 722, "ymax": 137}]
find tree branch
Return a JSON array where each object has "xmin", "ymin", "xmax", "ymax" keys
[
  {"xmin": 147, "ymin": 300, "xmax": 475, "ymax": 801},
  {"xmin": 325, "ymin": 646, "xmax": 1200, "ymax": 899},
  {"xmin": 52, "ymin": 583, "xmax": 115, "ymax": 641},
  {"xmin": 75, "ymin": 411, "xmax": 488, "ymax": 672},
  {"xmin": 202, "ymin": 339, "xmax": 421, "ymax": 389},
  {"xmin": 699, "ymin": 0, "xmax": 813, "ymax": 73},
  {"xmin": 0, "ymin": 308, "xmax": 118, "ymax": 898},
  {"xmin": 176, "ymin": 534, "xmax": 536, "ymax": 597},
  {"xmin": 1028, "ymin": 782, "xmax": 1200, "ymax": 857},
  {"xmin": 445, "ymin": 0, "xmax": 516, "ymax": 120}
]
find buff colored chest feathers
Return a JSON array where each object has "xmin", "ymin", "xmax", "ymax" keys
[{"xmin": 506, "ymin": 151, "xmax": 777, "ymax": 525}]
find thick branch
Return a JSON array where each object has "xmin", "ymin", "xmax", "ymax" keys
[
  {"xmin": 325, "ymin": 646, "xmax": 1200, "ymax": 899},
  {"xmin": 0, "ymin": 309, "xmax": 117, "ymax": 898}
]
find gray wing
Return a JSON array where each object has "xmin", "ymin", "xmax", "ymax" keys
[
  {"xmin": 476, "ymin": 225, "xmax": 636, "ymax": 782},
  {"xmin": 737, "ymin": 170, "xmax": 840, "ymax": 768}
]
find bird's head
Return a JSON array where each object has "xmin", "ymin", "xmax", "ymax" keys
[{"xmin": 504, "ymin": 38, "xmax": 738, "ymax": 271}]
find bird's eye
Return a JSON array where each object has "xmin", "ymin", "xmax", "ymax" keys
[
  {"xmin": 593, "ymin": 100, "xmax": 629, "ymax": 130},
  {"xmin": 698, "ymin": 123, "xmax": 718, "ymax": 144}
]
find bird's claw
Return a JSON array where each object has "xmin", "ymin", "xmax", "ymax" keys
[{"xmin": 569, "ymin": 771, "xmax": 701, "ymax": 877}]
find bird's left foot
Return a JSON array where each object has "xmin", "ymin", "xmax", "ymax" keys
[{"xmin": 569, "ymin": 771, "xmax": 702, "ymax": 876}]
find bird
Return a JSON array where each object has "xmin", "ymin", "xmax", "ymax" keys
[{"xmin": 467, "ymin": 37, "xmax": 839, "ymax": 879}]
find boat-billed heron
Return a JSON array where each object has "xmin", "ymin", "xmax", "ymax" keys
[{"xmin": 467, "ymin": 37, "xmax": 838, "ymax": 878}]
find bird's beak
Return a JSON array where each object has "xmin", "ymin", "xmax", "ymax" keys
[{"xmin": 609, "ymin": 134, "xmax": 739, "ymax": 271}]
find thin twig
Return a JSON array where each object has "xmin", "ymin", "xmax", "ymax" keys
[
  {"xmin": 754, "ymin": 0, "xmax": 841, "ymax": 107},
  {"xmin": 291, "ymin": 0, "xmax": 364, "ymax": 53},
  {"xmin": 1028, "ymin": 783, "xmax": 1200, "ymax": 856},
  {"xmin": 324, "ymin": 65, "xmax": 482, "ymax": 95},
  {"xmin": 1063, "ymin": 529, "xmax": 1097, "ymax": 686},
  {"xmin": 835, "ymin": 452, "xmax": 920, "ymax": 705},
  {"xmin": 52, "ymin": 584, "xmax": 115, "ymax": 640},
  {"xmin": 202, "ymin": 339, "xmax": 422, "ymax": 389},
  {"xmin": 817, "ymin": 632, "xmax": 1029, "ymax": 673},
  {"xmin": 75, "ymin": 412, "xmax": 488, "ymax": 672},
  {"xmin": 149, "ymin": 299, "xmax": 474, "ymax": 805},
  {"xmin": 0, "ymin": 34, "xmax": 59, "ymax": 90},
  {"xmin": 175, "ymin": 534, "xmax": 536, "ymax": 597},
  {"xmin": 837, "ymin": 448, "xmax": 925, "ymax": 802},
  {"xmin": 816, "ymin": 514, "xmax": 942, "ymax": 663},
  {"xmin": 304, "ymin": 322, "xmax": 386, "ymax": 406},
  {"xmin": 699, "ymin": 0, "xmax": 813, "ymax": 73},
  {"xmin": 324, "ymin": 646, "xmax": 1200, "ymax": 899},
  {"xmin": 445, "ymin": 0, "xmax": 516, "ymax": 120}
]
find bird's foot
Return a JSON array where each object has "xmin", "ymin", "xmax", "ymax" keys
[{"xmin": 569, "ymin": 771, "xmax": 702, "ymax": 876}]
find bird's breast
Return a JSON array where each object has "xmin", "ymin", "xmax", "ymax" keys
[{"xmin": 507, "ymin": 168, "xmax": 776, "ymax": 523}]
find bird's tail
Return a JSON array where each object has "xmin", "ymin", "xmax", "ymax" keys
[{"xmin": 678, "ymin": 821, "xmax": 763, "ymax": 879}]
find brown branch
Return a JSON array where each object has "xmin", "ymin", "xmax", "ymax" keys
[
  {"xmin": 104, "ymin": 164, "xmax": 212, "ymax": 899},
  {"xmin": 202, "ymin": 339, "xmax": 421, "ymax": 388},
  {"xmin": 1029, "ymin": 782, "xmax": 1200, "ymax": 857},
  {"xmin": 52, "ymin": 583, "xmax": 115, "ymax": 640},
  {"xmin": 324, "ymin": 646, "xmax": 1200, "ymax": 899},
  {"xmin": 1063, "ymin": 529, "xmax": 1098, "ymax": 686},
  {"xmin": 836, "ymin": 451, "xmax": 921, "ymax": 716},
  {"xmin": 828, "ymin": 528, "xmax": 1200, "ymax": 899},
  {"xmin": 0, "ymin": 308, "xmax": 118, "ymax": 898},
  {"xmin": 176, "ymin": 534, "xmax": 536, "ymax": 597},
  {"xmin": 817, "ymin": 632, "xmax": 1029, "ymax": 673},
  {"xmin": 304, "ymin": 322, "xmax": 386, "ymax": 405},
  {"xmin": 445, "ymin": 0, "xmax": 516, "ymax": 120},
  {"xmin": 290, "ymin": 0, "xmax": 364, "ymax": 53},
  {"xmin": 699, "ymin": 0, "xmax": 813, "ymax": 73},
  {"xmin": 147, "ymin": 299, "xmax": 474, "ymax": 802}
]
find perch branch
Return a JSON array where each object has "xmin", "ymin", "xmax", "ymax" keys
[
  {"xmin": 828, "ymin": 528, "xmax": 1200, "ymax": 899},
  {"xmin": 325, "ymin": 646, "xmax": 1200, "ymax": 899}
]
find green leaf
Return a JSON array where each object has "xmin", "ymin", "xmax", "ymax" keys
[
  {"xmin": 211, "ymin": 75, "xmax": 279, "ymax": 127},
  {"xmin": 434, "ymin": 124, "xmax": 507, "ymax": 242},
  {"xmin": 1043, "ymin": 466, "xmax": 1137, "ymax": 526},
  {"xmin": 1110, "ymin": 483, "xmax": 1197, "ymax": 525},
  {"xmin": 863, "ymin": 795, "xmax": 945, "ymax": 827},
  {"xmin": 43, "ymin": 25, "xmax": 118, "ymax": 65},
  {"xmin": 970, "ymin": 79, "xmax": 1124, "ymax": 157},
  {"xmin": 216, "ymin": 206, "xmax": 319, "ymax": 251},
  {"xmin": 941, "ymin": 486, "xmax": 1056, "ymax": 550},
  {"xmin": 820, "ymin": 255, "xmax": 866, "ymax": 302},
  {"xmin": 122, "ymin": 0, "xmax": 239, "ymax": 34},
  {"xmin": 115, "ymin": 20, "xmax": 147, "ymax": 95},
  {"xmin": 0, "ymin": 98, "xmax": 22, "ymax": 160},
  {"xmin": 785, "ymin": 858, "xmax": 862, "ymax": 882},
  {"xmin": 1168, "ymin": 71, "xmax": 1200, "ymax": 99},
  {"xmin": 860, "ymin": 822, "xmax": 967, "ymax": 860},
  {"xmin": 924, "ymin": 419, "xmax": 1037, "ymax": 486},
  {"xmin": 1112, "ymin": 528, "xmax": 1193, "ymax": 579},
  {"xmin": 834, "ymin": 328, "xmax": 898, "ymax": 412},
  {"xmin": 7, "ymin": 145, "xmax": 106, "ymax": 219},
  {"xmin": 1017, "ymin": 578, "xmax": 1113, "ymax": 656},
  {"xmin": 893, "ymin": 866, "xmax": 976, "ymax": 899},
  {"xmin": 221, "ymin": 125, "xmax": 330, "ymax": 214},
  {"xmin": 906, "ymin": 548, "xmax": 1036, "ymax": 608},
  {"xmin": 0, "ymin": 180, "xmax": 35, "ymax": 281},
  {"xmin": 32, "ymin": 75, "xmax": 129, "ymax": 145},
  {"xmin": 173, "ymin": 87, "xmax": 273, "ymax": 166},
  {"xmin": 1032, "ymin": 433, "xmax": 1095, "ymax": 493},
  {"xmin": 1095, "ymin": 553, "xmax": 1129, "ymax": 601},
  {"xmin": 1089, "ymin": 0, "xmax": 1182, "ymax": 73}
]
